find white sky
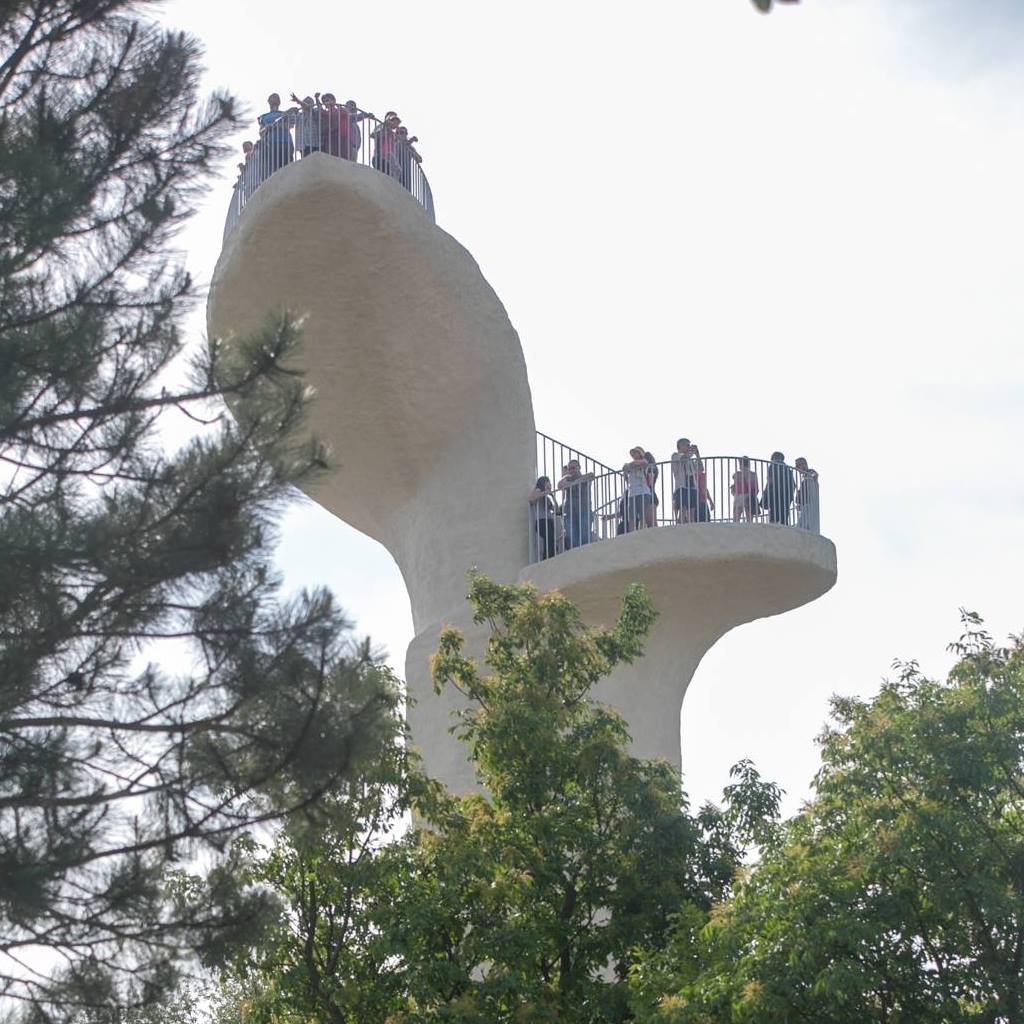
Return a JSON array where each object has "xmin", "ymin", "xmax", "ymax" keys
[{"xmin": 165, "ymin": 0, "xmax": 1024, "ymax": 815}]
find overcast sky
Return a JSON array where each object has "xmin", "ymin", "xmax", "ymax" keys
[{"xmin": 164, "ymin": 0, "xmax": 1024, "ymax": 815}]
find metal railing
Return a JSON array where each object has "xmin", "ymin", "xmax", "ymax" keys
[
  {"xmin": 528, "ymin": 452, "xmax": 822, "ymax": 564},
  {"xmin": 223, "ymin": 104, "xmax": 435, "ymax": 239}
]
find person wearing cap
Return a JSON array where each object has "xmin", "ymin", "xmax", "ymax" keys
[{"xmin": 622, "ymin": 447, "xmax": 654, "ymax": 531}]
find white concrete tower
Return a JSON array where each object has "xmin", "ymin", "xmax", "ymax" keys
[{"xmin": 208, "ymin": 152, "xmax": 837, "ymax": 794}]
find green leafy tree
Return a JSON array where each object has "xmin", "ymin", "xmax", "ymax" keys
[
  {"xmin": 632, "ymin": 613, "xmax": 1024, "ymax": 1023},
  {"xmin": 227, "ymin": 576, "xmax": 782, "ymax": 1024},
  {"xmin": 0, "ymin": 3, "xmax": 394, "ymax": 1020},
  {"xmin": 225, "ymin": 695, "xmax": 427, "ymax": 1024}
]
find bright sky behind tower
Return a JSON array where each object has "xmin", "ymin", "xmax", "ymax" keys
[{"xmin": 164, "ymin": 0, "xmax": 1024, "ymax": 815}]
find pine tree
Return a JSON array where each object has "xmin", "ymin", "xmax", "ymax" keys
[{"xmin": 0, "ymin": 3, "xmax": 395, "ymax": 1020}]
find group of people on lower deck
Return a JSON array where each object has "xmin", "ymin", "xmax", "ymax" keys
[
  {"xmin": 236, "ymin": 92, "xmax": 423, "ymax": 198},
  {"xmin": 528, "ymin": 440, "xmax": 820, "ymax": 561}
]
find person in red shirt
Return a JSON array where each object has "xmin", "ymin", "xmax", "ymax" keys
[
  {"xmin": 373, "ymin": 112, "xmax": 401, "ymax": 176},
  {"xmin": 731, "ymin": 456, "xmax": 760, "ymax": 522},
  {"xmin": 319, "ymin": 92, "xmax": 351, "ymax": 159}
]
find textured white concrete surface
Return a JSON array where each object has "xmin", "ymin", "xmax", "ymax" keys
[
  {"xmin": 208, "ymin": 158, "xmax": 837, "ymax": 796},
  {"xmin": 208, "ymin": 156, "xmax": 536, "ymax": 631},
  {"xmin": 521, "ymin": 524, "xmax": 837, "ymax": 770}
]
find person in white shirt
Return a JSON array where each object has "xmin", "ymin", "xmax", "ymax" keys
[
  {"xmin": 671, "ymin": 437, "xmax": 699, "ymax": 523},
  {"xmin": 622, "ymin": 446, "xmax": 654, "ymax": 531}
]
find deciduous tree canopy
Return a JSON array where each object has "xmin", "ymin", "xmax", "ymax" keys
[
  {"xmin": 225, "ymin": 576, "xmax": 782, "ymax": 1024},
  {"xmin": 630, "ymin": 614, "xmax": 1024, "ymax": 1024}
]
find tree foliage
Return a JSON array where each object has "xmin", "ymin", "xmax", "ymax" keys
[
  {"xmin": 226, "ymin": 576, "xmax": 782, "ymax": 1024},
  {"xmin": 631, "ymin": 613, "xmax": 1024, "ymax": 1024},
  {"xmin": 0, "ymin": 2, "xmax": 394, "ymax": 1019}
]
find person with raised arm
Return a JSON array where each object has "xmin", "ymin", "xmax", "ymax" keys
[
  {"xmin": 671, "ymin": 437, "xmax": 699, "ymax": 524},
  {"xmin": 623, "ymin": 446, "xmax": 654, "ymax": 531},
  {"xmin": 289, "ymin": 93, "xmax": 320, "ymax": 156},
  {"xmin": 344, "ymin": 99, "xmax": 374, "ymax": 161}
]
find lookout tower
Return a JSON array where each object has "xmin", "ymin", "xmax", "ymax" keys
[{"xmin": 208, "ymin": 122, "xmax": 837, "ymax": 794}]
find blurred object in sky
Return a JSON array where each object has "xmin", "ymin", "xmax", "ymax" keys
[{"xmin": 751, "ymin": 0, "xmax": 800, "ymax": 11}]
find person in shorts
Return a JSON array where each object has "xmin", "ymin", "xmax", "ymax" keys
[
  {"xmin": 671, "ymin": 437, "xmax": 700, "ymax": 523},
  {"xmin": 731, "ymin": 456, "xmax": 760, "ymax": 521},
  {"xmin": 528, "ymin": 476, "xmax": 560, "ymax": 559},
  {"xmin": 622, "ymin": 446, "xmax": 654, "ymax": 531}
]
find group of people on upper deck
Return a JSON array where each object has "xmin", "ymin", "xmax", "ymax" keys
[
  {"xmin": 236, "ymin": 92, "xmax": 423, "ymax": 196},
  {"xmin": 528, "ymin": 440, "xmax": 820, "ymax": 560}
]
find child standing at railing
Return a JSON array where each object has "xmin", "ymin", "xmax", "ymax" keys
[
  {"xmin": 794, "ymin": 457, "xmax": 820, "ymax": 532},
  {"xmin": 731, "ymin": 457, "xmax": 760, "ymax": 522}
]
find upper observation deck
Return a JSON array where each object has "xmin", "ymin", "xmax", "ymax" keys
[{"xmin": 225, "ymin": 103, "xmax": 434, "ymax": 239}]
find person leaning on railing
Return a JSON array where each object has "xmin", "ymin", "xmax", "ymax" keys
[
  {"xmin": 557, "ymin": 460, "xmax": 595, "ymax": 550},
  {"xmin": 343, "ymin": 99, "xmax": 374, "ymax": 160},
  {"xmin": 622, "ymin": 447, "xmax": 655, "ymax": 531}
]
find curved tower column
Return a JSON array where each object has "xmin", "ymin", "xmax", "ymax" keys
[
  {"xmin": 208, "ymin": 156, "xmax": 536, "ymax": 630},
  {"xmin": 208, "ymin": 155, "xmax": 837, "ymax": 796}
]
